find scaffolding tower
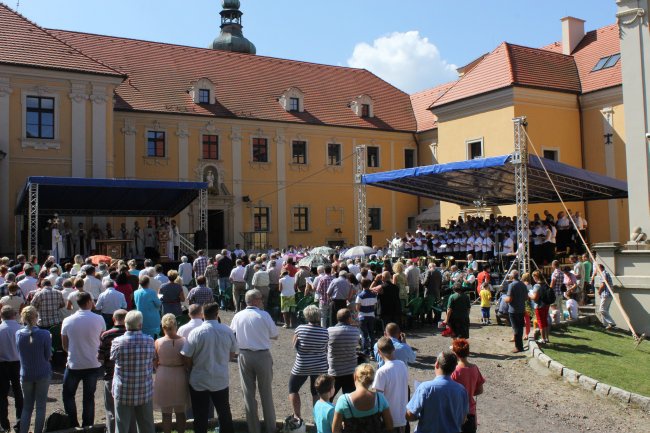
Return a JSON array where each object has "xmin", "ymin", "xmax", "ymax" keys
[
  {"xmin": 354, "ymin": 145, "xmax": 368, "ymax": 246},
  {"xmin": 512, "ymin": 116, "xmax": 530, "ymax": 275}
]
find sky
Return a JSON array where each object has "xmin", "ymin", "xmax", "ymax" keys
[{"xmin": 10, "ymin": 0, "xmax": 618, "ymax": 93}]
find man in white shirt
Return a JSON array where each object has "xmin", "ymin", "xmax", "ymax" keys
[
  {"xmin": 502, "ymin": 233, "xmax": 514, "ymax": 255},
  {"xmin": 138, "ymin": 259, "xmax": 155, "ymax": 279},
  {"xmin": 229, "ymin": 259, "xmax": 247, "ymax": 312},
  {"xmin": 233, "ymin": 244, "xmax": 246, "ymax": 259},
  {"xmin": 146, "ymin": 268, "xmax": 161, "ymax": 293},
  {"xmin": 95, "ymin": 281, "xmax": 127, "ymax": 326},
  {"xmin": 83, "ymin": 267, "xmax": 104, "ymax": 301},
  {"xmin": 17, "ymin": 267, "xmax": 37, "ymax": 298},
  {"xmin": 61, "ymin": 292, "xmax": 106, "ymax": 427},
  {"xmin": 373, "ymin": 337, "xmax": 409, "ymax": 433},
  {"xmin": 178, "ymin": 256, "xmax": 193, "ymax": 286},
  {"xmin": 230, "ymin": 289, "xmax": 278, "ymax": 433},
  {"xmin": 153, "ymin": 264, "xmax": 170, "ymax": 285},
  {"xmin": 178, "ymin": 304, "xmax": 204, "ymax": 338}
]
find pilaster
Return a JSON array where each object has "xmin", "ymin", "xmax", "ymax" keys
[
  {"xmin": 0, "ymin": 77, "xmax": 12, "ymax": 254},
  {"xmin": 231, "ymin": 126, "xmax": 243, "ymax": 243},
  {"xmin": 121, "ymin": 118, "xmax": 137, "ymax": 179},
  {"xmin": 601, "ymin": 107, "xmax": 620, "ymax": 241},
  {"xmin": 90, "ymin": 84, "xmax": 108, "ymax": 178},
  {"xmin": 69, "ymin": 81, "xmax": 88, "ymax": 178},
  {"xmin": 275, "ymin": 128, "xmax": 287, "ymax": 248},
  {"xmin": 177, "ymin": 123, "xmax": 190, "ymax": 232}
]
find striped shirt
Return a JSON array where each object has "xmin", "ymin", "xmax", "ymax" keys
[
  {"xmin": 291, "ymin": 324, "xmax": 329, "ymax": 376},
  {"xmin": 193, "ymin": 256, "xmax": 209, "ymax": 278},
  {"xmin": 111, "ymin": 331, "xmax": 155, "ymax": 406},
  {"xmin": 31, "ymin": 287, "xmax": 64, "ymax": 327},
  {"xmin": 551, "ymin": 268, "xmax": 564, "ymax": 296},
  {"xmin": 187, "ymin": 285, "xmax": 214, "ymax": 306},
  {"xmin": 356, "ymin": 290, "xmax": 377, "ymax": 318},
  {"xmin": 327, "ymin": 323, "xmax": 359, "ymax": 376},
  {"xmin": 315, "ymin": 275, "xmax": 333, "ymax": 307}
]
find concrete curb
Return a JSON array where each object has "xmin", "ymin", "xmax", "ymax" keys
[{"xmin": 526, "ymin": 318, "xmax": 650, "ymax": 413}]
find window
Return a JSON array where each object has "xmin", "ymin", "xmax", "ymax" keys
[
  {"xmin": 361, "ymin": 103, "xmax": 371, "ymax": 118},
  {"xmin": 368, "ymin": 208, "xmax": 381, "ymax": 231},
  {"xmin": 202, "ymin": 135, "xmax": 219, "ymax": 160},
  {"xmin": 543, "ymin": 149, "xmax": 558, "ymax": 161},
  {"xmin": 147, "ymin": 131, "xmax": 166, "ymax": 157},
  {"xmin": 404, "ymin": 149, "xmax": 415, "ymax": 168},
  {"xmin": 367, "ymin": 146, "xmax": 380, "ymax": 168},
  {"xmin": 252, "ymin": 137, "xmax": 268, "ymax": 162},
  {"xmin": 198, "ymin": 89, "xmax": 210, "ymax": 104},
  {"xmin": 467, "ymin": 139, "xmax": 483, "ymax": 159},
  {"xmin": 292, "ymin": 140, "xmax": 307, "ymax": 164},
  {"xmin": 293, "ymin": 207, "xmax": 309, "ymax": 231},
  {"xmin": 26, "ymin": 96, "xmax": 54, "ymax": 139},
  {"xmin": 592, "ymin": 53, "xmax": 620, "ymax": 72},
  {"xmin": 328, "ymin": 143, "xmax": 341, "ymax": 166},
  {"xmin": 289, "ymin": 97, "xmax": 300, "ymax": 112},
  {"xmin": 253, "ymin": 207, "xmax": 270, "ymax": 232}
]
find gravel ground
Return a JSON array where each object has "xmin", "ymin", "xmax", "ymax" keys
[{"xmin": 10, "ymin": 308, "xmax": 650, "ymax": 433}]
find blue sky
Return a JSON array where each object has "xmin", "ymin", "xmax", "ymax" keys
[{"xmin": 13, "ymin": 0, "xmax": 617, "ymax": 92}]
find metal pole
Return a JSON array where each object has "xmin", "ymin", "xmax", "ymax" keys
[
  {"xmin": 354, "ymin": 145, "xmax": 367, "ymax": 246},
  {"xmin": 28, "ymin": 183, "xmax": 39, "ymax": 258},
  {"xmin": 199, "ymin": 188, "xmax": 208, "ymax": 252},
  {"xmin": 513, "ymin": 117, "xmax": 530, "ymax": 275}
]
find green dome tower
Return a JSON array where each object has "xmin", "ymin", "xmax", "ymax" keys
[{"xmin": 210, "ymin": 0, "xmax": 256, "ymax": 55}]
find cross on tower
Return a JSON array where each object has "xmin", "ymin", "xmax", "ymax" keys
[{"xmin": 604, "ymin": 132, "xmax": 613, "ymax": 145}]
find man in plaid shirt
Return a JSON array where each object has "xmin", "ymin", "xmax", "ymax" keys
[
  {"xmin": 188, "ymin": 276, "xmax": 215, "ymax": 306},
  {"xmin": 549, "ymin": 260, "xmax": 565, "ymax": 324},
  {"xmin": 315, "ymin": 266, "xmax": 334, "ymax": 328},
  {"xmin": 110, "ymin": 310, "xmax": 155, "ymax": 433},
  {"xmin": 31, "ymin": 279, "xmax": 64, "ymax": 328},
  {"xmin": 192, "ymin": 250, "xmax": 209, "ymax": 281}
]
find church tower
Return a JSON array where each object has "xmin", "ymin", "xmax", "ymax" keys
[{"xmin": 210, "ymin": 0, "xmax": 256, "ymax": 55}]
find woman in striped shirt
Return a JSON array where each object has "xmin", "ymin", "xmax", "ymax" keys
[{"xmin": 288, "ymin": 305, "xmax": 329, "ymax": 422}]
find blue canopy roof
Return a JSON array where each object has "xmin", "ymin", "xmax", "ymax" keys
[
  {"xmin": 362, "ymin": 155, "xmax": 628, "ymax": 206},
  {"xmin": 15, "ymin": 177, "xmax": 208, "ymax": 216}
]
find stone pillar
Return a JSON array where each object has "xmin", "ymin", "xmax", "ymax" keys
[
  {"xmin": 90, "ymin": 84, "xmax": 108, "ymax": 178},
  {"xmin": 69, "ymin": 81, "xmax": 88, "ymax": 178},
  {"xmin": 617, "ymin": 0, "xmax": 650, "ymax": 233},
  {"xmin": 0, "ymin": 78, "xmax": 12, "ymax": 254},
  {"xmin": 275, "ymin": 128, "xmax": 287, "ymax": 248},
  {"xmin": 231, "ymin": 126, "xmax": 243, "ymax": 243},
  {"xmin": 176, "ymin": 124, "xmax": 190, "ymax": 232}
]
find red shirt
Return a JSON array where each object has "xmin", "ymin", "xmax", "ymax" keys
[
  {"xmin": 116, "ymin": 283, "xmax": 134, "ymax": 310},
  {"xmin": 477, "ymin": 271, "xmax": 490, "ymax": 295},
  {"xmin": 283, "ymin": 263, "xmax": 298, "ymax": 277},
  {"xmin": 451, "ymin": 364, "xmax": 485, "ymax": 416}
]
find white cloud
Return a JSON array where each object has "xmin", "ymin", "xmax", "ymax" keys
[{"xmin": 347, "ymin": 31, "xmax": 457, "ymax": 93}]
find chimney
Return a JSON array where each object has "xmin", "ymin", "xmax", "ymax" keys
[{"xmin": 561, "ymin": 16, "xmax": 585, "ymax": 55}]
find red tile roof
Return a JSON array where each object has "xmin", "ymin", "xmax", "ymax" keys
[
  {"xmin": 49, "ymin": 30, "xmax": 417, "ymax": 132},
  {"xmin": 542, "ymin": 24, "xmax": 621, "ymax": 94},
  {"xmin": 430, "ymin": 42, "xmax": 581, "ymax": 109},
  {"xmin": 0, "ymin": 3, "xmax": 123, "ymax": 77},
  {"xmin": 410, "ymin": 81, "xmax": 455, "ymax": 131}
]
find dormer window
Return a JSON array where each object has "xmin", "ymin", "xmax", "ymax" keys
[
  {"xmin": 351, "ymin": 94, "xmax": 374, "ymax": 118},
  {"xmin": 198, "ymin": 89, "xmax": 210, "ymax": 104},
  {"xmin": 279, "ymin": 87, "xmax": 304, "ymax": 113},
  {"xmin": 289, "ymin": 97, "xmax": 300, "ymax": 112},
  {"xmin": 190, "ymin": 78, "xmax": 216, "ymax": 104}
]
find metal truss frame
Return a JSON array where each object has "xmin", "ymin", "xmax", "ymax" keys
[
  {"xmin": 513, "ymin": 116, "xmax": 530, "ymax": 275},
  {"xmin": 354, "ymin": 145, "xmax": 367, "ymax": 246},
  {"xmin": 27, "ymin": 183, "xmax": 39, "ymax": 258},
  {"xmin": 199, "ymin": 188, "xmax": 208, "ymax": 251}
]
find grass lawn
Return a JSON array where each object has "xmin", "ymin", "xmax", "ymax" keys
[{"xmin": 542, "ymin": 325, "xmax": 650, "ymax": 397}]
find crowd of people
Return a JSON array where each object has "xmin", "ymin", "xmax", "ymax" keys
[{"xmin": 0, "ymin": 205, "xmax": 615, "ymax": 433}]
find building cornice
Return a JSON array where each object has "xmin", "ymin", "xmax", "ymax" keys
[
  {"xmin": 431, "ymin": 87, "xmax": 515, "ymax": 123},
  {"xmin": 0, "ymin": 64, "xmax": 123, "ymax": 86},
  {"xmin": 579, "ymin": 85, "xmax": 624, "ymax": 110}
]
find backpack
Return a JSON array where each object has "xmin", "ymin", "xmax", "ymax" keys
[
  {"xmin": 44, "ymin": 410, "xmax": 72, "ymax": 432},
  {"xmin": 341, "ymin": 393, "xmax": 385, "ymax": 433},
  {"xmin": 539, "ymin": 284, "xmax": 556, "ymax": 306}
]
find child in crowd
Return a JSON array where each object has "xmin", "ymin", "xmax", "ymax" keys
[
  {"xmin": 313, "ymin": 375, "xmax": 335, "ymax": 433},
  {"xmin": 549, "ymin": 304, "xmax": 561, "ymax": 324},
  {"xmin": 479, "ymin": 281, "xmax": 492, "ymax": 325},
  {"xmin": 566, "ymin": 293, "xmax": 579, "ymax": 320}
]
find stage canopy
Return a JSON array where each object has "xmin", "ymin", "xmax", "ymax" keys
[
  {"xmin": 362, "ymin": 155, "xmax": 628, "ymax": 206},
  {"xmin": 15, "ymin": 177, "xmax": 208, "ymax": 217}
]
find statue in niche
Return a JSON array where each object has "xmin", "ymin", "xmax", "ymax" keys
[{"xmin": 205, "ymin": 168, "xmax": 217, "ymax": 194}]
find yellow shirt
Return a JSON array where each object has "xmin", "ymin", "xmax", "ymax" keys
[{"xmin": 479, "ymin": 289, "xmax": 492, "ymax": 308}]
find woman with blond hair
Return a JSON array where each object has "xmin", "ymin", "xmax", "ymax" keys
[
  {"xmin": 332, "ymin": 363, "xmax": 393, "ymax": 433},
  {"xmin": 16, "ymin": 306, "xmax": 52, "ymax": 433},
  {"xmin": 392, "ymin": 261, "xmax": 408, "ymax": 303},
  {"xmin": 153, "ymin": 314, "xmax": 188, "ymax": 433}
]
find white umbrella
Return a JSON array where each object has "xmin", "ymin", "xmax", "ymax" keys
[
  {"xmin": 298, "ymin": 255, "xmax": 331, "ymax": 268},
  {"xmin": 309, "ymin": 246, "xmax": 336, "ymax": 256},
  {"xmin": 342, "ymin": 245, "xmax": 376, "ymax": 258}
]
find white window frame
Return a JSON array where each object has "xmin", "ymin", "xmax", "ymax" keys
[
  {"xmin": 326, "ymin": 142, "xmax": 343, "ymax": 166},
  {"xmin": 201, "ymin": 133, "xmax": 220, "ymax": 161},
  {"xmin": 466, "ymin": 137, "xmax": 484, "ymax": 160},
  {"xmin": 252, "ymin": 205, "xmax": 272, "ymax": 233},
  {"xmin": 367, "ymin": 145, "xmax": 380, "ymax": 168},
  {"xmin": 290, "ymin": 139, "xmax": 308, "ymax": 165},
  {"xmin": 21, "ymin": 90, "xmax": 61, "ymax": 149},
  {"xmin": 351, "ymin": 94, "xmax": 374, "ymax": 118},
  {"xmin": 250, "ymin": 135, "xmax": 271, "ymax": 163},
  {"xmin": 190, "ymin": 78, "xmax": 216, "ymax": 104},
  {"xmin": 368, "ymin": 207, "xmax": 382, "ymax": 231},
  {"xmin": 291, "ymin": 205, "xmax": 311, "ymax": 232},
  {"xmin": 541, "ymin": 147, "xmax": 560, "ymax": 162},
  {"xmin": 279, "ymin": 87, "xmax": 305, "ymax": 113},
  {"xmin": 145, "ymin": 128, "xmax": 167, "ymax": 158}
]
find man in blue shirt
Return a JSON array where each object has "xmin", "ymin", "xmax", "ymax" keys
[
  {"xmin": 406, "ymin": 350, "xmax": 468, "ymax": 433},
  {"xmin": 373, "ymin": 323, "xmax": 416, "ymax": 368}
]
